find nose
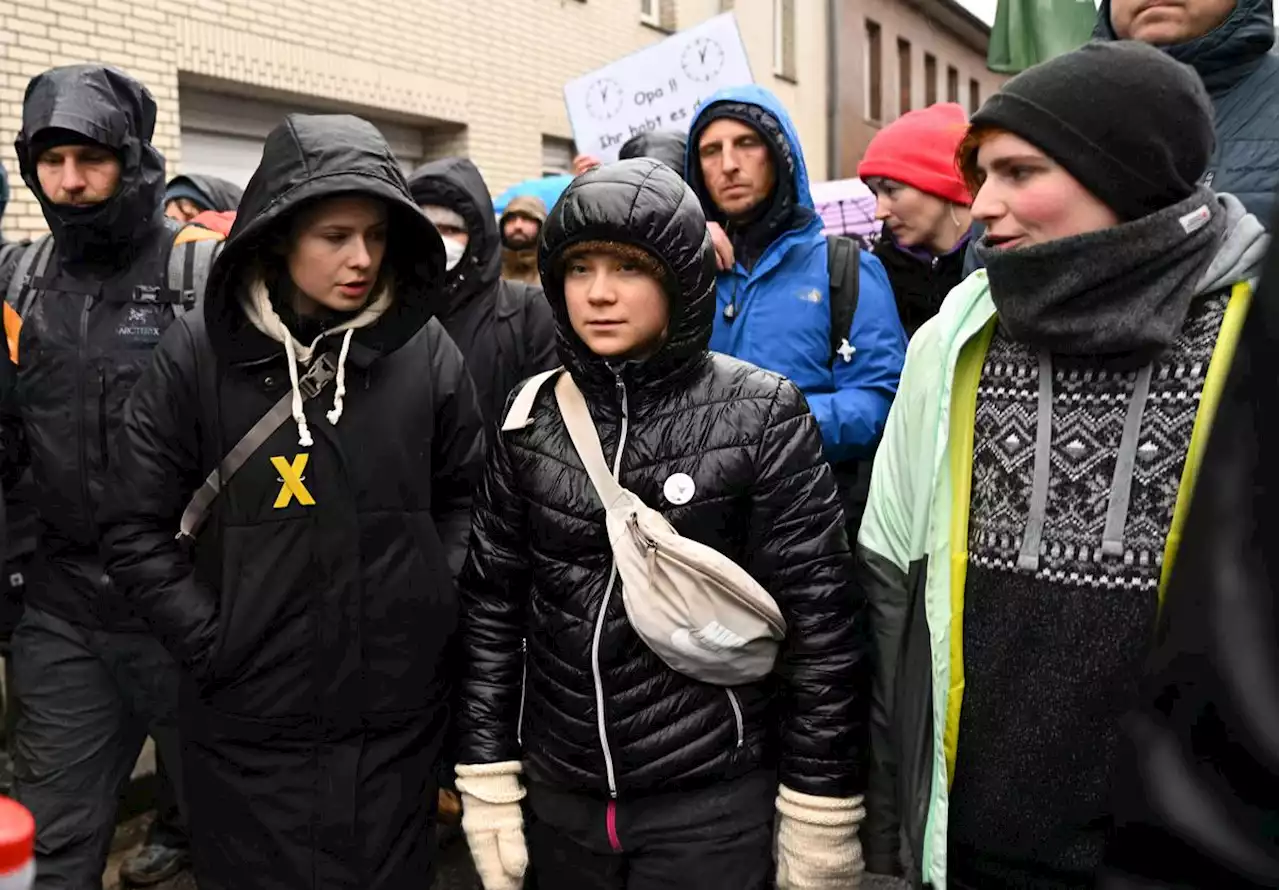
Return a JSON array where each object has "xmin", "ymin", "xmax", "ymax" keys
[
  {"xmin": 969, "ymin": 179, "xmax": 1002, "ymax": 225},
  {"xmin": 60, "ymin": 158, "xmax": 87, "ymax": 194},
  {"xmin": 874, "ymin": 193, "xmax": 893, "ymax": 221},
  {"xmin": 720, "ymin": 146, "xmax": 740, "ymax": 176},
  {"xmin": 585, "ymin": 270, "xmax": 616, "ymax": 304},
  {"xmin": 349, "ymin": 236, "xmax": 373, "ymax": 271}
]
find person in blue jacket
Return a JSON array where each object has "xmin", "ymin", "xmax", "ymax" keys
[{"xmin": 686, "ymin": 85, "xmax": 906, "ymax": 541}]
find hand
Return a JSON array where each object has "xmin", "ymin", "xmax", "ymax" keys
[
  {"xmin": 456, "ymin": 762, "xmax": 528, "ymax": 890},
  {"xmin": 775, "ymin": 786, "xmax": 866, "ymax": 889},
  {"xmin": 708, "ymin": 222, "xmax": 735, "ymax": 271},
  {"xmin": 572, "ymin": 154, "xmax": 603, "ymax": 176}
]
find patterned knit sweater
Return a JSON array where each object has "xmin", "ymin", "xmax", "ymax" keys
[{"xmin": 947, "ymin": 292, "xmax": 1230, "ymax": 889}]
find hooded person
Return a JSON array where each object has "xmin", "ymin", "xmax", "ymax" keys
[
  {"xmin": 498, "ymin": 194, "xmax": 546, "ymax": 285},
  {"xmin": 858, "ymin": 103, "xmax": 976, "ymax": 336},
  {"xmin": 165, "ymin": 172, "xmax": 243, "ymax": 237},
  {"xmin": 0, "ymin": 64, "xmax": 219, "ymax": 889},
  {"xmin": 100, "ymin": 113, "xmax": 487, "ymax": 890},
  {"xmin": 618, "ymin": 129, "xmax": 688, "ymax": 176},
  {"xmin": 1094, "ymin": 0, "xmax": 1277, "ymax": 224},
  {"xmin": 686, "ymin": 85, "xmax": 906, "ymax": 546},
  {"xmin": 408, "ymin": 157, "xmax": 557, "ymax": 428},
  {"xmin": 454, "ymin": 159, "xmax": 871, "ymax": 890},
  {"xmin": 856, "ymin": 41, "xmax": 1270, "ymax": 888}
]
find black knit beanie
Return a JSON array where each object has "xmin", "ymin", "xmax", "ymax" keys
[{"xmin": 970, "ymin": 40, "xmax": 1214, "ymax": 221}]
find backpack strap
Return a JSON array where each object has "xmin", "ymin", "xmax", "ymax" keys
[
  {"xmin": 7, "ymin": 235, "xmax": 54, "ymax": 318},
  {"xmin": 177, "ymin": 351, "xmax": 337, "ymax": 541},
  {"xmin": 501, "ymin": 367, "xmax": 562, "ymax": 432},
  {"xmin": 166, "ymin": 227, "xmax": 222, "ymax": 317},
  {"xmin": 826, "ymin": 235, "xmax": 860, "ymax": 367}
]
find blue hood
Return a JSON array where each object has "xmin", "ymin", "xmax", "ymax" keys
[
  {"xmin": 1093, "ymin": 0, "xmax": 1275, "ymax": 90},
  {"xmin": 686, "ymin": 84, "xmax": 814, "ymax": 211}
]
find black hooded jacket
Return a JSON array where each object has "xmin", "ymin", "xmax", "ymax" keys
[
  {"xmin": 101, "ymin": 114, "xmax": 486, "ymax": 890},
  {"xmin": 873, "ymin": 227, "xmax": 973, "ymax": 336},
  {"xmin": 456, "ymin": 159, "xmax": 868, "ymax": 800},
  {"xmin": 407, "ymin": 158, "xmax": 556, "ymax": 428},
  {"xmin": 0, "ymin": 65, "xmax": 184, "ymax": 629},
  {"xmin": 1094, "ymin": 0, "xmax": 1277, "ymax": 223},
  {"xmin": 167, "ymin": 173, "xmax": 243, "ymax": 212},
  {"xmin": 619, "ymin": 129, "xmax": 688, "ymax": 177}
]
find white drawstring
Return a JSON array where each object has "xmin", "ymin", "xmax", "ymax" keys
[
  {"xmin": 326, "ymin": 329, "xmax": 354, "ymax": 426},
  {"xmin": 283, "ymin": 335, "xmax": 313, "ymax": 447}
]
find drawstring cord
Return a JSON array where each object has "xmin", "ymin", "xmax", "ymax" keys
[
  {"xmin": 326, "ymin": 329, "xmax": 354, "ymax": 426},
  {"xmin": 283, "ymin": 335, "xmax": 313, "ymax": 447}
]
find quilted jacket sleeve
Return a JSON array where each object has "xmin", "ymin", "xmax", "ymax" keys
[
  {"xmin": 99, "ymin": 319, "xmax": 219, "ymax": 677},
  {"xmin": 748, "ymin": 377, "xmax": 870, "ymax": 799},
  {"xmin": 455, "ymin": 410, "xmax": 530, "ymax": 765}
]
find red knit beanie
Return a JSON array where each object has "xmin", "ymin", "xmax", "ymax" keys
[{"xmin": 858, "ymin": 103, "xmax": 972, "ymax": 206}]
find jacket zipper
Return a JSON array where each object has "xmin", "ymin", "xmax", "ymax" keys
[
  {"xmin": 591, "ymin": 372, "xmax": 629, "ymax": 800},
  {"xmin": 97, "ymin": 366, "xmax": 109, "ymax": 470},
  {"xmin": 725, "ymin": 688, "xmax": 745, "ymax": 748},
  {"xmin": 76, "ymin": 298, "xmax": 92, "ymax": 519},
  {"xmin": 516, "ymin": 638, "xmax": 528, "ymax": 747}
]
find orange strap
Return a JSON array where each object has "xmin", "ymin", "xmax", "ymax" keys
[{"xmin": 4, "ymin": 302, "xmax": 21, "ymax": 365}]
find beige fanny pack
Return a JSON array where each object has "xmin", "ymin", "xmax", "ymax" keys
[{"xmin": 503, "ymin": 368, "xmax": 787, "ymax": 685}]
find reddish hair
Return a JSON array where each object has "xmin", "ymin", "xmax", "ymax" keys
[{"xmin": 954, "ymin": 123, "xmax": 1007, "ymax": 200}]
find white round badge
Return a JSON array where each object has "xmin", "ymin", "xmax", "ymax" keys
[{"xmin": 663, "ymin": 473, "xmax": 696, "ymax": 505}]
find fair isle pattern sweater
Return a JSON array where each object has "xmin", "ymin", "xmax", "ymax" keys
[{"xmin": 946, "ymin": 293, "xmax": 1230, "ymax": 889}]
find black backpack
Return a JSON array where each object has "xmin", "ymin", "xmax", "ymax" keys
[{"xmin": 826, "ymin": 234, "xmax": 861, "ymax": 368}]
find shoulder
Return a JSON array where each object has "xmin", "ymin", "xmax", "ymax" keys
[{"xmin": 700, "ymin": 353, "xmax": 806, "ymax": 422}]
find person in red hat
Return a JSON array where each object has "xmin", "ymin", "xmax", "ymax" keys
[{"xmin": 858, "ymin": 103, "xmax": 975, "ymax": 335}]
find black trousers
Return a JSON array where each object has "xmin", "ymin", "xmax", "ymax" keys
[
  {"xmin": 526, "ymin": 771, "xmax": 775, "ymax": 890},
  {"xmin": 10, "ymin": 606, "xmax": 185, "ymax": 890}
]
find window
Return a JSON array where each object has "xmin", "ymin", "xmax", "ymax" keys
[
  {"xmin": 898, "ymin": 38, "xmax": 912, "ymax": 116},
  {"xmin": 924, "ymin": 54, "xmax": 937, "ymax": 106},
  {"xmin": 720, "ymin": 0, "xmax": 734, "ymax": 10},
  {"xmin": 773, "ymin": 0, "xmax": 797, "ymax": 82},
  {"xmin": 640, "ymin": 0, "xmax": 659, "ymax": 26},
  {"xmin": 541, "ymin": 136, "xmax": 576, "ymax": 177},
  {"xmin": 947, "ymin": 65, "xmax": 959, "ymax": 103},
  {"xmin": 969, "ymin": 78, "xmax": 981, "ymax": 113},
  {"xmin": 865, "ymin": 20, "xmax": 882, "ymax": 122}
]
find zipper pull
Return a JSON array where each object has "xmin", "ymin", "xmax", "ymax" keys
[{"xmin": 614, "ymin": 374, "xmax": 627, "ymax": 418}]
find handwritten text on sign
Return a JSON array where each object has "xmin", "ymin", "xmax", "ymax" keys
[{"xmin": 563, "ymin": 13, "xmax": 754, "ymax": 163}]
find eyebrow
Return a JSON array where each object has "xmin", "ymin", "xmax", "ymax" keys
[{"xmin": 984, "ymin": 154, "xmax": 1048, "ymax": 170}]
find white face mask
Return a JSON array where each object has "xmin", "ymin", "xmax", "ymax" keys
[{"xmin": 443, "ymin": 237, "xmax": 467, "ymax": 272}]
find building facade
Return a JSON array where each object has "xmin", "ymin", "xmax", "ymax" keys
[
  {"xmin": 0, "ymin": 0, "xmax": 830, "ymax": 240},
  {"xmin": 832, "ymin": 0, "xmax": 1006, "ymax": 178}
]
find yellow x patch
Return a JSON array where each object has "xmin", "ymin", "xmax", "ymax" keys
[{"xmin": 271, "ymin": 454, "xmax": 316, "ymax": 509}]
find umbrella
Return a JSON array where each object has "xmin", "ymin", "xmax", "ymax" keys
[{"xmin": 493, "ymin": 174, "xmax": 575, "ymax": 216}]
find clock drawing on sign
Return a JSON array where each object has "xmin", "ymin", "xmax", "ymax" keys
[
  {"xmin": 681, "ymin": 37, "xmax": 725, "ymax": 82},
  {"xmin": 585, "ymin": 78, "xmax": 625, "ymax": 120}
]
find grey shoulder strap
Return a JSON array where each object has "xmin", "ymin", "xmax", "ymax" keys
[
  {"xmin": 177, "ymin": 352, "xmax": 337, "ymax": 541},
  {"xmin": 167, "ymin": 236, "xmax": 221, "ymax": 318},
  {"xmin": 8, "ymin": 235, "xmax": 54, "ymax": 317}
]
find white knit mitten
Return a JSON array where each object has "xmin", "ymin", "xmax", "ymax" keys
[
  {"xmin": 774, "ymin": 785, "xmax": 866, "ymax": 890},
  {"xmin": 455, "ymin": 762, "xmax": 528, "ymax": 890}
]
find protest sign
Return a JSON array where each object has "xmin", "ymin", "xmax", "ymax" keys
[{"xmin": 564, "ymin": 13, "xmax": 753, "ymax": 163}]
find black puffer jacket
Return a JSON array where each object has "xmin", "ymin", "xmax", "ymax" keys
[
  {"xmin": 407, "ymin": 158, "xmax": 557, "ymax": 429},
  {"xmin": 102, "ymin": 114, "xmax": 486, "ymax": 890},
  {"xmin": 456, "ymin": 159, "xmax": 869, "ymax": 800}
]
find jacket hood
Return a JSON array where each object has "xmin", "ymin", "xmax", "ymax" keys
[
  {"xmin": 538, "ymin": 158, "xmax": 716, "ymax": 402},
  {"xmin": 15, "ymin": 64, "xmax": 166, "ymax": 264},
  {"xmin": 407, "ymin": 157, "xmax": 502, "ymax": 312},
  {"xmin": 1195, "ymin": 193, "xmax": 1271, "ymax": 294},
  {"xmin": 203, "ymin": 113, "xmax": 446, "ymax": 366},
  {"xmin": 167, "ymin": 173, "xmax": 243, "ymax": 212},
  {"xmin": 500, "ymin": 194, "xmax": 548, "ymax": 225},
  {"xmin": 1093, "ymin": 0, "xmax": 1275, "ymax": 90},
  {"xmin": 686, "ymin": 85, "xmax": 814, "ymax": 214},
  {"xmin": 619, "ymin": 129, "xmax": 689, "ymax": 178}
]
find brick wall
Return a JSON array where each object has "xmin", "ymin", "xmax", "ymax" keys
[{"xmin": 0, "ymin": 0, "xmax": 830, "ymax": 241}]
